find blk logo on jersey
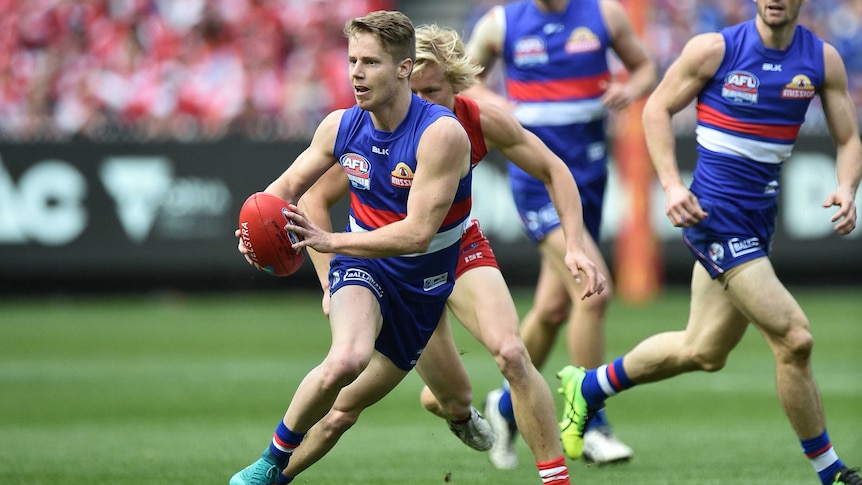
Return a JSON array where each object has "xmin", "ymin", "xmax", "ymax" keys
[
  {"xmin": 722, "ymin": 70, "xmax": 759, "ymax": 104},
  {"xmin": 543, "ymin": 22, "xmax": 564, "ymax": 35},
  {"xmin": 340, "ymin": 153, "xmax": 371, "ymax": 190},
  {"xmin": 781, "ymin": 74, "xmax": 816, "ymax": 99},
  {"xmin": 513, "ymin": 36, "xmax": 548, "ymax": 67},
  {"xmin": 390, "ymin": 162, "xmax": 414, "ymax": 188},
  {"xmin": 565, "ymin": 27, "xmax": 601, "ymax": 54}
]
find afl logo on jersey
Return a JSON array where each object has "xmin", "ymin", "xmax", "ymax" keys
[
  {"xmin": 391, "ymin": 162, "xmax": 414, "ymax": 188},
  {"xmin": 513, "ymin": 36, "xmax": 548, "ymax": 67},
  {"xmin": 565, "ymin": 27, "xmax": 601, "ymax": 54},
  {"xmin": 781, "ymin": 74, "xmax": 816, "ymax": 99},
  {"xmin": 340, "ymin": 153, "xmax": 371, "ymax": 190},
  {"xmin": 722, "ymin": 70, "xmax": 759, "ymax": 104}
]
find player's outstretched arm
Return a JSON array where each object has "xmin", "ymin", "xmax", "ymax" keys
[
  {"xmin": 480, "ymin": 100, "xmax": 605, "ymax": 298},
  {"xmin": 820, "ymin": 42, "xmax": 862, "ymax": 236},
  {"xmin": 234, "ymin": 110, "xmax": 343, "ymax": 265}
]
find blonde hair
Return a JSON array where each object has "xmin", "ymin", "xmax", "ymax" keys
[
  {"xmin": 344, "ymin": 11, "xmax": 415, "ymax": 65},
  {"xmin": 414, "ymin": 24, "xmax": 482, "ymax": 93}
]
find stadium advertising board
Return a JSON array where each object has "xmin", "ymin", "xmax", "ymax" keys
[{"xmin": 0, "ymin": 137, "xmax": 858, "ymax": 292}]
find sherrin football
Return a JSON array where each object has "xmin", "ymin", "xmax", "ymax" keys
[{"xmin": 238, "ymin": 192, "xmax": 305, "ymax": 277}]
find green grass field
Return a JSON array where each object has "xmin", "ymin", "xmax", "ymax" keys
[{"xmin": 1, "ymin": 287, "xmax": 860, "ymax": 484}]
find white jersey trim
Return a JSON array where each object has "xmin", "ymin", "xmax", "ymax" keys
[
  {"xmin": 514, "ymin": 99, "xmax": 605, "ymax": 127},
  {"xmin": 348, "ymin": 215, "xmax": 465, "ymax": 257},
  {"xmin": 696, "ymin": 125, "xmax": 793, "ymax": 164}
]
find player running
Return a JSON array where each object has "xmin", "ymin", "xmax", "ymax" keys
[
  {"xmin": 556, "ymin": 0, "xmax": 862, "ymax": 483},
  {"xmin": 463, "ymin": 0, "xmax": 657, "ymax": 467},
  {"xmin": 291, "ymin": 23, "xmax": 604, "ymax": 485}
]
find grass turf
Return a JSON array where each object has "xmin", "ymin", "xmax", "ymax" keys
[{"xmin": 0, "ymin": 287, "xmax": 859, "ymax": 484}]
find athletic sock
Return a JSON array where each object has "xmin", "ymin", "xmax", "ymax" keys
[
  {"xmin": 499, "ymin": 380, "xmax": 516, "ymax": 424},
  {"xmin": 537, "ymin": 455, "xmax": 570, "ymax": 485},
  {"xmin": 582, "ymin": 357, "xmax": 635, "ymax": 409},
  {"xmin": 268, "ymin": 421, "xmax": 305, "ymax": 469},
  {"xmin": 801, "ymin": 430, "xmax": 844, "ymax": 485},
  {"xmin": 585, "ymin": 407, "xmax": 609, "ymax": 431},
  {"xmin": 276, "ymin": 474, "xmax": 293, "ymax": 484}
]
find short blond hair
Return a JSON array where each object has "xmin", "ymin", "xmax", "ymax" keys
[{"xmin": 414, "ymin": 24, "xmax": 482, "ymax": 93}]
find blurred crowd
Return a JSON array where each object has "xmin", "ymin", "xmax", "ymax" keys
[
  {"xmin": 643, "ymin": 0, "xmax": 862, "ymax": 133},
  {"xmin": 1, "ymin": 0, "xmax": 860, "ymax": 142},
  {"xmin": 0, "ymin": 0, "xmax": 392, "ymax": 142}
]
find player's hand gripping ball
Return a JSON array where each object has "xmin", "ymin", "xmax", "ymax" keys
[{"xmin": 238, "ymin": 192, "xmax": 305, "ymax": 276}]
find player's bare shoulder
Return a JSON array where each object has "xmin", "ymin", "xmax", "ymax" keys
[
  {"xmin": 418, "ymin": 115, "xmax": 472, "ymax": 176},
  {"xmin": 822, "ymin": 41, "xmax": 851, "ymax": 88},
  {"xmin": 466, "ymin": 5, "xmax": 505, "ymax": 65},
  {"xmin": 474, "ymin": 98, "xmax": 524, "ymax": 151},
  {"xmin": 679, "ymin": 32, "xmax": 726, "ymax": 78},
  {"xmin": 599, "ymin": 0, "xmax": 633, "ymax": 37},
  {"xmin": 308, "ymin": 109, "xmax": 347, "ymax": 153}
]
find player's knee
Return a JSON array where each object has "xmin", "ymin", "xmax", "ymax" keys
[
  {"xmin": 320, "ymin": 408, "xmax": 359, "ymax": 438},
  {"xmin": 778, "ymin": 326, "xmax": 814, "ymax": 365},
  {"xmin": 688, "ymin": 348, "xmax": 729, "ymax": 373},
  {"xmin": 320, "ymin": 352, "xmax": 369, "ymax": 390},
  {"xmin": 585, "ymin": 281, "xmax": 613, "ymax": 309},
  {"xmin": 494, "ymin": 337, "xmax": 531, "ymax": 383},
  {"xmin": 533, "ymin": 304, "xmax": 569, "ymax": 328}
]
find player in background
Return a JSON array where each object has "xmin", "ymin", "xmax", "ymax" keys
[
  {"xmin": 288, "ymin": 24, "xmax": 605, "ymax": 485},
  {"xmin": 556, "ymin": 0, "xmax": 862, "ymax": 483},
  {"xmin": 463, "ymin": 0, "xmax": 657, "ymax": 467},
  {"xmin": 229, "ymin": 11, "xmax": 474, "ymax": 485}
]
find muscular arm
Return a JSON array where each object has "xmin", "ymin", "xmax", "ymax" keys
[
  {"xmin": 461, "ymin": 6, "xmax": 513, "ymax": 109},
  {"xmin": 296, "ymin": 165, "xmax": 349, "ymax": 294},
  {"xmin": 481, "ymin": 102, "xmax": 584, "ymax": 251},
  {"xmin": 265, "ymin": 110, "xmax": 343, "ymax": 205},
  {"xmin": 820, "ymin": 42, "xmax": 862, "ymax": 235},
  {"xmin": 642, "ymin": 33, "xmax": 723, "ymax": 227},
  {"xmin": 290, "ymin": 116, "xmax": 472, "ymax": 257},
  {"xmin": 480, "ymin": 100, "xmax": 605, "ymax": 296},
  {"xmin": 601, "ymin": 0, "xmax": 657, "ymax": 109}
]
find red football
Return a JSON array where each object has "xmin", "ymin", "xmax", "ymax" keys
[{"xmin": 238, "ymin": 192, "xmax": 305, "ymax": 277}]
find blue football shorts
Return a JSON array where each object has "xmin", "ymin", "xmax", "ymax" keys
[
  {"xmin": 510, "ymin": 174, "xmax": 606, "ymax": 244},
  {"xmin": 328, "ymin": 255, "xmax": 450, "ymax": 371},
  {"xmin": 682, "ymin": 196, "xmax": 777, "ymax": 279}
]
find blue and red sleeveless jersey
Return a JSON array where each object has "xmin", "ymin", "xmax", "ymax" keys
[
  {"xmin": 693, "ymin": 20, "xmax": 824, "ymax": 208},
  {"xmin": 332, "ymin": 94, "xmax": 472, "ymax": 299},
  {"xmin": 500, "ymin": 0, "xmax": 611, "ymax": 184}
]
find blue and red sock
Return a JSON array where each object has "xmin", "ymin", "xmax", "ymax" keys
[
  {"xmin": 267, "ymin": 421, "xmax": 305, "ymax": 469},
  {"xmin": 582, "ymin": 357, "xmax": 635, "ymax": 409},
  {"xmin": 801, "ymin": 431, "xmax": 844, "ymax": 485}
]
